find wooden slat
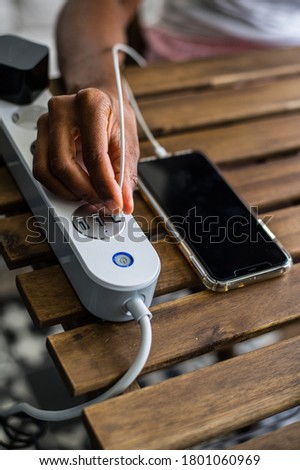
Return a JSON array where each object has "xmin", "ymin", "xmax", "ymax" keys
[
  {"xmin": 125, "ymin": 47, "xmax": 300, "ymax": 96},
  {"xmin": 0, "ymin": 213, "xmax": 54, "ymax": 268},
  {"xmin": 132, "ymin": 191, "xmax": 158, "ymax": 236},
  {"xmin": 137, "ymin": 77, "xmax": 300, "ymax": 137},
  {"xmin": 16, "ymin": 239, "xmax": 200, "ymax": 328},
  {"xmin": 14, "ymin": 203, "xmax": 300, "ymax": 326},
  {"xmin": 2, "ymin": 51, "xmax": 299, "ymax": 453},
  {"xmin": 2, "ymin": 101, "xmax": 299, "ymax": 222},
  {"xmin": 83, "ymin": 336, "xmax": 300, "ymax": 449},
  {"xmin": 2, "ymin": 156, "xmax": 300, "ymax": 270},
  {"xmin": 47, "ymin": 264, "xmax": 300, "ymax": 396},
  {"xmin": 232, "ymin": 421, "xmax": 300, "ymax": 450},
  {"xmin": 2, "ymin": 161, "xmax": 300, "ymax": 270},
  {"xmin": 266, "ymin": 205, "xmax": 300, "ymax": 261},
  {"xmin": 0, "ymin": 191, "xmax": 159, "ymax": 270},
  {"xmin": 140, "ymin": 113, "xmax": 300, "ymax": 164},
  {"xmin": 0, "ymin": 167, "xmax": 25, "ymax": 214},
  {"xmin": 154, "ymin": 240, "xmax": 200, "ymax": 296},
  {"xmin": 16, "ymin": 265, "xmax": 89, "ymax": 327},
  {"xmin": 224, "ymin": 154, "xmax": 300, "ymax": 210},
  {"xmin": 142, "ymin": 154, "xmax": 300, "ymax": 220}
]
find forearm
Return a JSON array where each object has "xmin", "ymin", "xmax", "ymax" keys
[{"xmin": 57, "ymin": 0, "xmax": 140, "ymax": 93}]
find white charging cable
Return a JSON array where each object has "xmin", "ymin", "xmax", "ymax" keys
[
  {"xmin": 0, "ymin": 297, "xmax": 152, "ymax": 421},
  {"xmin": 0, "ymin": 44, "xmax": 161, "ymax": 423},
  {"xmin": 112, "ymin": 43, "xmax": 168, "ymax": 186},
  {"xmin": 123, "ymin": 78, "xmax": 168, "ymax": 158}
]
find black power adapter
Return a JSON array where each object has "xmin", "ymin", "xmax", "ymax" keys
[{"xmin": 0, "ymin": 35, "xmax": 48, "ymax": 105}]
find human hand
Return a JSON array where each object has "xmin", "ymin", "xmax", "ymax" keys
[{"xmin": 32, "ymin": 87, "xmax": 139, "ymax": 214}]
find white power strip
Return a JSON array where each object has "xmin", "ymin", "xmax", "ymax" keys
[{"xmin": 0, "ymin": 90, "xmax": 161, "ymax": 322}]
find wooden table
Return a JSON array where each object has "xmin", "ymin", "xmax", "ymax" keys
[{"xmin": 1, "ymin": 47, "xmax": 300, "ymax": 450}]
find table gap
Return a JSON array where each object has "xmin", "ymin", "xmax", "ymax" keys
[{"xmin": 138, "ymin": 108, "xmax": 300, "ymax": 142}]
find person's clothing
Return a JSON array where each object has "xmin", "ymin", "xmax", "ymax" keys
[
  {"xmin": 142, "ymin": 0, "xmax": 300, "ymax": 62},
  {"xmin": 144, "ymin": 26, "xmax": 273, "ymax": 62},
  {"xmin": 2, "ymin": 0, "xmax": 300, "ymax": 74}
]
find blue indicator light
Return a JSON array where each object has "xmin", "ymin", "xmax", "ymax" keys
[{"xmin": 112, "ymin": 252, "xmax": 134, "ymax": 268}]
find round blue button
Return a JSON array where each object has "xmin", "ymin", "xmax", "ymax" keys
[{"xmin": 112, "ymin": 252, "xmax": 134, "ymax": 268}]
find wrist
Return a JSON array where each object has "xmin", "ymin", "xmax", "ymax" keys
[{"xmin": 62, "ymin": 48, "xmax": 125, "ymax": 94}]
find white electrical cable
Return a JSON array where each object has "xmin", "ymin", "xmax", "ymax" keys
[
  {"xmin": 0, "ymin": 44, "xmax": 161, "ymax": 424},
  {"xmin": 123, "ymin": 79, "xmax": 169, "ymax": 158},
  {"xmin": 112, "ymin": 43, "xmax": 168, "ymax": 184},
  {"xmin": 113, "ymin": 44, "xmax": 147, "ymax": 189},
  {"xmin": 0, "ymin": 297, "xmax": 152, "ymax": 422}
]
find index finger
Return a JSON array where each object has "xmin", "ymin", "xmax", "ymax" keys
[{"xmin": 76, "ymin": 88, "xmax": 123, "ymax": 212}]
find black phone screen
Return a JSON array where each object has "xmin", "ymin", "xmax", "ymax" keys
[{"xmin": 138, "ymin": 151, "xmax": 289, "ymax": 282}]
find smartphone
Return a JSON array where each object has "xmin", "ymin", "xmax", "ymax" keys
[{"xmin": 138, "ymin": 150, "xmax": 292, "ymax": 292}]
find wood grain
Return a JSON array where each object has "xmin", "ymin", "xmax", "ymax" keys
[
  {"xmin": 0, "ymin": 190, "xmax": 160, "ymax": 270},
  {"xmin": 3, "ymin": 156, "xmax": 300, "ymax": 271},
  {"xmin": 16, "ymin": 265, "xmax": 90, "ymax": 327},
  {"xmin": 264, "ymin": 205, "xmax": 300, "ymax": 261},
  {"xmin": 0, "ymin": 213, "xmax": 54, "ymax": 268},
  {"xmin": 125, "ymin": 47, "xmax": 300, "ymax": 96},
  {"xmin": 137, "ymin": 77, "xmax": 300, "ymax": 137},
  {"xmin": 2, "ymin": 158, "xmax": 300, "ymax": 271},
  {"xmin": 140, "ymin": 113, "xmax": 300, "ymax": 164},
  {"xmin": 224, "ymin": 154, "xmax": 300, "ymax": 210},
  {"xmin": 83, "ymin": 336, "xmax": 300, "ymax": 449},
  {"xmin": 132, "ymin": 191, "xmax": 159, "ymax": 237},
  {"xmin": 231, "ymin": 421, "xmax": 300, "ymax": 450},
  {"xmin": 13, "ymin": 202, "xmax": 300, "ymax": 326},
  {"xmin": 154, "ymin": 240, "xmax": 200, "ymax": 296},
  {"xmin": 0, "ymin": 167, "xmax": 26, "ymax": 214},
  {"xmin": 1, "ymin": 50, "xmax": 300, "ymax": 452},
  {"xmin": 47, "ymin": 264, "xmax": 300, "ymax": 396},
  {"xmin": 1, "ymin": 146, "xmax": 299, "ymax": 277},
  {"xmin": 16, "ymin": 238, "xmax": 200, "ymax": 328}
]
